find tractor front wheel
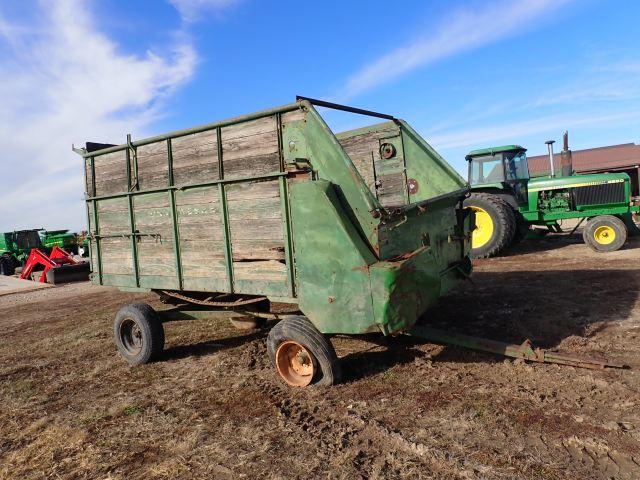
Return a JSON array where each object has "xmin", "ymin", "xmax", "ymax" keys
[
  {"xmin": 114, "ymin": 303, "xmax": 165, "ymax": 366},
  {"xmin": 583, "ymin": 215, "xmax": 627, "ymax": 252},
  {"xmin": 0, "ymin": 255, "xmax": 15, "ymax": 276},
  {"xmin": 267, "ymin": 316, "xmax": 341, "ymax": 387},
  {"xmin": 463, "ymin": 193, "xmax": 516, "ymax": 258}
]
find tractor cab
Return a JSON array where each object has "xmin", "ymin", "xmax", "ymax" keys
[{"xmin": 466, "ymin": 145, "xmax": 529, "ymax": 205}]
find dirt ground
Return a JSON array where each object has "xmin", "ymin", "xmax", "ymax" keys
[{"xmin": 1, "ymin": 234, "xmax": 640, "ymax": 479}]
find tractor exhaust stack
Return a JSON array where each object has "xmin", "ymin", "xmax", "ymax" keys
[
  {"xmin": 560, "ymin": 130, "xmax": 573, "ymax": 177},
  {"xmin": 545, "ymin": 140, "xmax": 556, "ymax": 178}
]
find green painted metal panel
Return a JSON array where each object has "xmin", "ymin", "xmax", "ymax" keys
[
  {"xmin": 400, "ymin": 121, "xmax": 466, "ymax": 204},
  {"xmin": 289, "ymin": 180, "xmax": 378, "ymax": 334}
]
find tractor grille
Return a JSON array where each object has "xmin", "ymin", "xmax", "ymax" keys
[{"xmin": 571, "ymin": 182, "xmax": 625, "ymax": 206}]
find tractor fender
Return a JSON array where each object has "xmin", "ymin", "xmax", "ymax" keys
[{"xmin": 470, "ymin": 188, "xmax": 519, "ymax": 210}]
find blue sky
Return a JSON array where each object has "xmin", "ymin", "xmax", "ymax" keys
[{"xmin": 1, "ymin": 0, "xmax": 639, "ymax": 230}]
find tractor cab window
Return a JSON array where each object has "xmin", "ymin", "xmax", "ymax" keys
[
  {"xmin": 504, "ymin": 151, "xmax": 529, "ymax": 181},
  {"xmin": 15, "ymin": 231, "xmax": 41, "ymax": 250},
  {"xmin": 469, "ymin": 155, "xmax": 505, "ymax": 185}
]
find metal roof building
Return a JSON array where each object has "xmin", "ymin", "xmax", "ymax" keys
[{"xmin": 528, "ymin": 143, "xmax": 640, "ymax": 198}]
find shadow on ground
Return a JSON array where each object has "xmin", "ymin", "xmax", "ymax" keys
[{"xmin": 339, "ymin": 268, "xmax": 639, "ymax": 381}]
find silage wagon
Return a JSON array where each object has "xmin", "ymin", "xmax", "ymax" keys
[{"xmin": 77, "ymin": 97, "xmax": 473, "ymax": 387}]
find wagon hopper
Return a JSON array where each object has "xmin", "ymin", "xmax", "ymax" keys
[{"xmin": 79, "ymin": 97, "xmax": 473, "ymax": 386}]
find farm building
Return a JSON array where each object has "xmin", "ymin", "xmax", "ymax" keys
[{"xmin": 528, "ymin": 142, "xmax": 640, "ymax": 198}]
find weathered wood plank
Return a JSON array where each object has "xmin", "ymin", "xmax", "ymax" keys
[
  {"xmin": 226, "ymin": 180, "xmax": 285, "ymax": 262},
  {"xmin": 94, "ymin": 150, "xmax": 128, "ymax": 196},
  {"xmin": 233, "ymin": 260, "xmax": 287, "ymax": 281},
  {"xmin": 221, "ymin": 116, "xmax": 276, "ymax": 140},
  {"xmin": 101, "ymin": 238, "xmax": 133, "ymax": 275},
  {"xmin": 172, "ymin": 131, "xmax": 219, "ymax": 185},
  {"xmin": 137, "ymin": 142, "xmax": 169, "ymax": 190},
  {"xmin": 281, "ymin": 109, "xmax": 306, "ymax": 124}
]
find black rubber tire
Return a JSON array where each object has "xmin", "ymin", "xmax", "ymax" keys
[
  {"xmin": 511, "ymin": 214, "xmax": 530, "ymax": 246},
  {"xmin": 463, "ymin": 193, "xmax": 516, "ymax": 258},
  {"xmin": 582, "ymin": 215, "xmax": 627, "ymax": 252},
  {"xmin": 113, "ymin": 303, "xmax": 165, "ymax": 366},
  {"xmin": 0, "ymin": 255, "xmax": 15, "ymax": 276},
  {"xmin": 267, "ymin": 316, "xmax": 341, "ymax": 387}
]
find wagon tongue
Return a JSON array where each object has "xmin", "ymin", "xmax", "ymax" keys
[{"xmin": 46, "ymin": 262, "xmax": 90, "ymax": 284}]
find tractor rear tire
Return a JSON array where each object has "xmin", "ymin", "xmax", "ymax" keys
[
  {"xmin": 267, "ymin": 316, "xmax": 341, "ymax": 387},
  {"xmin": 114, "ymin": 303, "xmax": 165, "ymax": 366},
  {"xmin": 583, "ymin": 215, "xmax": 627, "ymax": 252},
  {"xmin": 464, "ymin": 193, "xmax": 516, "ymax": 258},
  {"xmin": 0, "ymin": 255, "xmax": 15, "ymax": 276}
]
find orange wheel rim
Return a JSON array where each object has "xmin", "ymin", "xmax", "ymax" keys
[{"xmin": 275, "ymin": 341, "xmax": 315, "ymax": 387}]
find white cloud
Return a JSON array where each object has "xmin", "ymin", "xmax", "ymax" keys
[
  {"xmin": 337, "ymin": 0, "xmax": 574, "ymax": 100},
  {"xmin": 169, "ymin": 0, "xmax": 241, "ymax": 22},
  {"xmin": 0, "ymin": 0, "xmax": 197, "ymax": 232}
]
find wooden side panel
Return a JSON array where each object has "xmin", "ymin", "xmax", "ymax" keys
[
  {"xmin": 133, "ymin": 193, "xmax": 177, "ymax": 282},
  {"xmin": 221, "ymin": 117, "xmax": 280, "ymax": 179},
  {"xmin": 137, "ymin": 142, "xmax": 169, "ymax": 190},
  {"xmin": 175, "ymin": 186, "xmax": 227, "ymax": 291},
  {"xmin": 376, "ymin": 157, "xmax": 406, "ymax": 206},
  {"xmin": 338, "ymin": 124, "xmax": 407, "ymax": 207},
  {"xmin": 96, "ymin": 197, "xmax": 133, "ymax": 276},
  {"xmin": 227, "ymin": 180, "xmax": 288, "ymax": 296},
  {"xmin": 85, "ymin": 158, "xmax": 94, "ymax": 196},
  {"xmin": 94, "ymin": 150, "xmax": 128, "ymax": 196},
  {"xmin": 171, "ymin": 131, "xmax": 219, "ymax": 186}
]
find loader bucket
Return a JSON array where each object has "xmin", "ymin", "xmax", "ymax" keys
[{"xmin": 45, "ymin": 262, "xmax": 90, "ymax": 284}]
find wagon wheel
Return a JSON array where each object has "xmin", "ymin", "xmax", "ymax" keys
[
  {"xmin": 267, "ymin": 316, "xmax": 341, "ymax": 387},
  {"xmin": 113, "ymin": 303, "xmax": 165, "ymax": 366}
]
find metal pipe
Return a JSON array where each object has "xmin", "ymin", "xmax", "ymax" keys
[
  {"xmin": 295, "ymin": 95, "xmax": 397, "ymax": 121},
  {"xmin": 545, "ymin": 140, "xmax": 556, "ymax": 178}
]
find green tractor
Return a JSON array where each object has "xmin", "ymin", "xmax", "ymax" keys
[
  {"xmin": 0, "ymin": 230, "xmax": 43, "ymax": 276},
  {"xmin": 41, "ymin": 230, "xmax": 79, "ymax": 254},
  {"xmin": 464, "ymin": 134, "xmax": 639, "ymax": 257}
]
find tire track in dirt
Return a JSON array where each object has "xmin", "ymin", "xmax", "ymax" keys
[{"xmin": 251, "ymin": 371, "xmax": 509, "ymax": 479}]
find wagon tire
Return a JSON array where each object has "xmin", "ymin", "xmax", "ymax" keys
[
  {"xmin": 0, "ymin": 254, "xmax": 15, "ymax": 276},
  {"xmin": 114, "ymin": 303, "xmax": 165, "ymax": 366},
  {"xmin": 267, "ymin": 316, "xmax": 341, "ymax": 387},
  {"xmin": 583, "ymin": 215, "xmax": 627, "ymax": 252}
]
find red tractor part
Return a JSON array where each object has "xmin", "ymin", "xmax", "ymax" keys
[{"xmin": 20, "ymin": 247, "xmax": 90, "ymax": 284}]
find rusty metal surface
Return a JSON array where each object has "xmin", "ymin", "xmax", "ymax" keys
[{"xmin": 160, "ymin": 290, "xmax": 267, "ymax": 307}]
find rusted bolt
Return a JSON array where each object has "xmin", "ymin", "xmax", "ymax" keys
[{"xmin": 407, "ymin": 178, "xmax": 419, "ymax": 194}]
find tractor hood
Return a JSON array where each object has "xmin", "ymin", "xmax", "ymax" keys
[{"xmin": 527, "ymin": 172, "xmax": 630, "ymax": 192}]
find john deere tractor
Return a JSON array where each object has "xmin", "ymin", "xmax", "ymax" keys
[
  {"xmin": 0, "ymin": 230, "xmax": 43, "ymax": 275},
  {"xmin": 464, "ymin": 135, "xmax": 639, "ymax": 257}
]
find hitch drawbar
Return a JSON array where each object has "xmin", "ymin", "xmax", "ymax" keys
[{"xmin": 408, "ymin": 326, "xmax": 629, "ymax": 370}]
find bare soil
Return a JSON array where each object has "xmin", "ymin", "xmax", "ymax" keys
[{"xmin": 1, "ymin": 235, "xmax": 640, "ymax": 479}]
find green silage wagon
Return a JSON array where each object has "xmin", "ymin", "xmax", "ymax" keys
[{"xmin": 78, "ymin": 97, "xmax": 473, "ymax": 387}]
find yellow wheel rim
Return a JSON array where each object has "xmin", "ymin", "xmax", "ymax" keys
[
  {"xmin": 594, "ymin": 225, "xmax": 616, "ymax": 245},
  {"xmin": 470, "ymin": 206, "xmax": 494, "ymax": 249}
]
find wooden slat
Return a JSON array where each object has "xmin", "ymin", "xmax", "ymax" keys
[
  {"xmin": 171, "ymin": 131, "xmax": 219, "ymax": 185},
  {"xmin": 93, "ymin": 151, "xmax": 128, "ymax": 196},
  {"xmin": 101, "ymin": 237, "xmax": 133, "ymax": 275},
  {"xmin": 137, "ymin": 142, "xmax": 169, "ymax": 190},
  {"xmin": 221, "ymin": 117, "xmax": 280, "ymax": 179},
  {"xmin": 226, "ymin": 180, "xmax": 285, "ymax": 262},
  {"xmin": 175, "ymin": 185, "xmax": 228, "ymax": 283}
]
